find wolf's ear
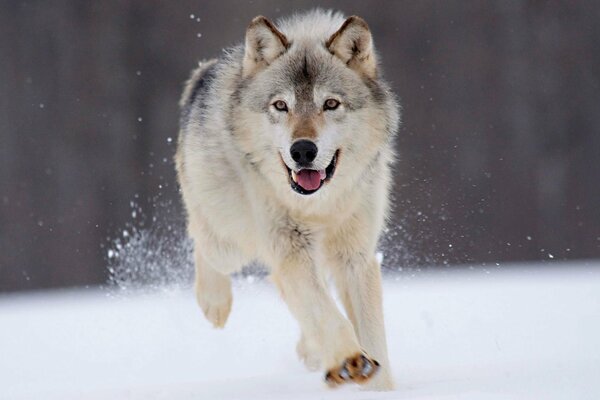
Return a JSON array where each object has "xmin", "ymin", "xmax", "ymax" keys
[
  {"xmin": 243, "ymin": 16, "xmax": 289, "ymax": 78},
  {"xmin": 326, "ymin": 16, "xmax": 377, "ymax": 78}
]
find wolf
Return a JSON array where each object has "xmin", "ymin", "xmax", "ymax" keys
[{"xmin": 175, "ymin": 9, "xmax": 399, "ymax": 390}]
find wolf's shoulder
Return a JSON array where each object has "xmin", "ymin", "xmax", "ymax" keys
[{"xmin": 179, "ymin": 59, "xmax": 220, "ymax": 109}]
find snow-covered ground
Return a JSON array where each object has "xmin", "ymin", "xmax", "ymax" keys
[{"xmin": 1, "ymin": 263, "xmax": 599, "ymax": 400}]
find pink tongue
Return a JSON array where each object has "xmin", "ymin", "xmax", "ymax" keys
[{"xmin": 296, "ymin": 169, "xmax": 322, "ymax": 191}]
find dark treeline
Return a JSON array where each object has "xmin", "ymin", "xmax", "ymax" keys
[{"xmin": 1, "ymin": 1, "xmax": 599, "ymax": 292}]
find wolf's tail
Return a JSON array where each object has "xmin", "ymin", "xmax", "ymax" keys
[{"xmin": 179, "ymin": 59, "xmax": 219, "ymax": 109}]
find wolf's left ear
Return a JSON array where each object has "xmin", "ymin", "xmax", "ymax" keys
[
  {"xmin": 243, "ymin": 16, "xmax": 289, "ymax": 78},
  {"xmin": 326, "ymin": 16, "xmax": 377, "ymax": 78}
]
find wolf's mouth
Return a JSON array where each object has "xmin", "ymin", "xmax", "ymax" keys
[{"xmin": 284, "ymin": 150, "xmax": 339, "ymax": 195}]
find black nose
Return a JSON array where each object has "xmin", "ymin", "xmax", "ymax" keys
[{"xmin": 290, "ymin": 140, "xmax": 318, "ymax": 165}]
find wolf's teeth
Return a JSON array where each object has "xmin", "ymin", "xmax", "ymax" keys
[
  {"xmin": 319, "ymin": 170, "xmax": 326, "ymax": 180},
  {"xmin": 291, "ymin": 170, "xmax": 298, "ymax": 183}
]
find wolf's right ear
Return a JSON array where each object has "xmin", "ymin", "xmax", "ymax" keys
[{"xmin": 242, "ymin": 16, "xmax": 289, "ymax": 78}]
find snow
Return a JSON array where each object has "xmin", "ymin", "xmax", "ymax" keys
[{"xmin": 1, "ymin": 263, "xmax": 599, "ymax": 400}]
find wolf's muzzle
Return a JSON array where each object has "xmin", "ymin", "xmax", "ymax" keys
[
  {"xmin": 290, "ymin": 140, "xmax": 318, "ymax": 167},
  {"xmin": 282, "ymin": 149, "xmax": 339, "ymax": 196}
]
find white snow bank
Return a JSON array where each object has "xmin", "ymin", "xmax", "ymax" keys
[{"xmin": 1, "ymin": 263, "xmax": 599, "ymax": 399}]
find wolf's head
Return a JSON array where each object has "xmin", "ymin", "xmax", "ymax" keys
[{"xmin": 232, "ymin": 10, "xmax": 399, "ymax": 201}]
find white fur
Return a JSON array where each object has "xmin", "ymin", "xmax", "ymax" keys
[{"xmin": 176, "ymin": 9, "xmax": 399, "ymax": 391}]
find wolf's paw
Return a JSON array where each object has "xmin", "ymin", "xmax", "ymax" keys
[
  {"xmin": 324, "ymin": 353, "xmax": 380, "ymax": 388},
  {"xmin": 296, "ymin": 335, "xmax": 321, "ymax": 371},
  {"xmin": 195, "ymin": 276, "xmax": 232, "ymax": 329}
]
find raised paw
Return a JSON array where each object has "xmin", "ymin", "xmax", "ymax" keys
[
  {"xmin": 324, "ymin": 353, "xmax": 380, "ymax": 388},
  {"xmin": 195, "ymin": 274, "xmax": 232, "ymax": 329},
  {"xmin": 198, "ymin": 293, "xmax": 232, "ymax": 328}
]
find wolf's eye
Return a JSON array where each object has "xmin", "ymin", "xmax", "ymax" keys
[
  {"xmin": 273, "ymin": 100, "xmax": 288, "ymax": 112},
  {"xmin": 323, "ymin": 98, "xmax": 340, "ymax": 111}
]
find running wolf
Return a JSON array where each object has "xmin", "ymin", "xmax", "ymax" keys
[{"xmin": 176, "ymin": 9, "xmax": 399, "ymax": 390}]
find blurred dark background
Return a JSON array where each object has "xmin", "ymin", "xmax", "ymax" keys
[{"xmin": 1, "ymin": 0, "xmax": 599, "ymax": 292}]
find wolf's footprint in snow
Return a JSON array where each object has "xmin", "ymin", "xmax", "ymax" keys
[{"xmin": 324, "ymin": 353, "xmax": 380, "ymax": 388}]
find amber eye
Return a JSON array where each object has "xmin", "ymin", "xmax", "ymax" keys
[
  {"xmin": 273, "ymin": 100, "xmax": 288, "ymax": 112},
  {"xmin": 323, "ymin": 98, "xmax": 340, "ymax": 111}
]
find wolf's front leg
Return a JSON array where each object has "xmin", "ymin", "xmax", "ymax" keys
[
  {"xmin": 330, "ymin": 254, "xmax": 394, "ymax": 391},
  {"xmin": 193, "ymin": 247, "xmax": 233, "ymax": 329},
  {"xmin": 271, "ymin": 255, "xmax": 380, "ymax": 387}
]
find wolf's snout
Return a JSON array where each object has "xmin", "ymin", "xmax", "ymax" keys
[{"xmin": 290, "ymin": 140, "xmax": 318, "ymax": 166}]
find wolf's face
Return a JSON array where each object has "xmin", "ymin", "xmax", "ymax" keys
[{"xmin": 234, "ymin": 14, "xmax": 396, "ymax": 199}]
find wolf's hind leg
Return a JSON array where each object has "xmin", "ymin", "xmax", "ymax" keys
[
  {"xmin": 296, "ymin": 332, "xmax": 322, "ymax": 371},
  {"xmin": 194, "ymin": 248, "xmax": 233, "ymax": 329}
]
